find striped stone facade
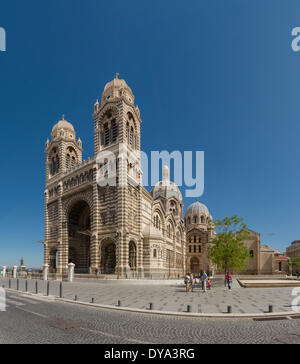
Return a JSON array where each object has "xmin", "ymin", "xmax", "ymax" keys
[{"xmin": 44, "ymin": 75, "xmax": 186, "ymax": 278}]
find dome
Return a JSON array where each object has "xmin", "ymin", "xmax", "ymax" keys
[
  {"xmin": 51, "ymin": 116, "xmax": 76, "ymax": 140},
  {"xmin": 101, "ymin": 73, "xmax": 134, "ymax": 105},
  {"xmin": 104, "ymin": 77, "xmax": 128, "ymax": 92},
  {"xmin": 52, "ymin": 116, "xmax": 75, "ymax": 134},
  {"xmin": 186, "ymin": 201, "xmax": 210, "ymax": 217},
  {"xmin": 151, "ymin": 166, "xmax": 183, "ymax": 202}
]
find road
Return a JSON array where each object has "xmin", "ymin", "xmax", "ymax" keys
[{"xmin": 1, "ymin": 291, "xmax": 300, "ymax": 344}]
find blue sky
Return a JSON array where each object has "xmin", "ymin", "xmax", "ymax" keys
[{"xmin": 0, "ymin": 0, "xmax": 300, "ymax": 267}]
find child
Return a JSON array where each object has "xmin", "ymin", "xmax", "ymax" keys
[
  {"xmin": 207, "ymin": 278, "xmax": 212, "ymax": 290},
  {"xmin": 184, "ymin": 273, "xmax": 191, "ymax": 292}
]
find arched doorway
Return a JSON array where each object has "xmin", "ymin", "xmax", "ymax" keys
[
  {"xmin": 190, "ymin": 257, "xmax": 200, "ymax": 274},
  {"xmin": 129, "ymin": 241, "xmax": 137, "ymax": 272},
  {"xmin": 68, "ymin": 200, "xmax": 91, "ymax": 274},
  {"xmin": 49, "ymin": 249, "xmax": 58, "ymax": 273},
  {"xmin": 101, "ymin": 239, "xmax": 116, "ymax": 274}
]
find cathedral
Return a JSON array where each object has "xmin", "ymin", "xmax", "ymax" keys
[{"xmin": 44, "ymin": 75, "xmax": 287, "ymax": 278}]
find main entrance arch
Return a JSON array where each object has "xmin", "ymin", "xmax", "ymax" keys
[
  {"xmin": 190, "ymin": 257, "xmax": 200, "ymax": 274},
  {"xmin": 49, "ymin": 248, "xmax": 58, "ymax": 273},
  {"xmin": 68, "ymin": 200, "xmax": 91, "ymax": 274},
  {"xmin": 101, "ymin": 239, "xmax": 116, "ymax": 274}
]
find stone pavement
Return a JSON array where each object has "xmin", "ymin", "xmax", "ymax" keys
[
  {"xmin": 3, "ymin": 290, "xmax": 300, "ymax": 344},
  {"xmin": 0, "ymin": 277, "xmax": 298, "ymax": 314}
]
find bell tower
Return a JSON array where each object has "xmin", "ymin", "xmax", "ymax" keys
[
  {"xmin": 45, "ymin": 115, "xmax": 83, "ymax": 181},
  {"xmin": 92, "ymin": 74, "xmax": 144, "ymax": 278},
  {"xmin": 93, "ymin": 73, "xmax": 142, "ymax": 155}
]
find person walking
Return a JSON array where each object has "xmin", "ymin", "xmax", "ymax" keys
[
  {"xmin": 201, "ymin": 272, "xmax": 207, "ymax": 291},
  {"xmin": 207, "ymin": 278, "xmax": 212, "ymax": 290},
  {"xmin": 184, "ymin": 273, "xmax": 191, "ymax": 293},
  {"xmin": 227, "ymin": 272, "xmax": 232, "ymax": 290},
  {"xmin": 190, "ymin": 273, "xmax": 194, "ymax": 292}
]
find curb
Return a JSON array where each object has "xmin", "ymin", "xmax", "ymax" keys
[{"xmin": 4, "ymin": 288, "xmax": 300, "ymax": 319}]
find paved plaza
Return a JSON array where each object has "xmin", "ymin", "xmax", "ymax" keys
[
  {"xmin": 1, "ymin": 277, "xmax": 299, "ymax": 314},
  {"xmin": 2, "ymin": 290, "xmax": 300, "ymax": 344}
]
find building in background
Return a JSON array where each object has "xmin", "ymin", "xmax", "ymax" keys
[{"xmin": 286, "ymin": 240, "xmax": 300, "ymax": 260}]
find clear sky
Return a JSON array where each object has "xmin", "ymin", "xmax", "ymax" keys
[{"xmin": 0, "ymin": 0, "xmax": 300, "ymax": 267}]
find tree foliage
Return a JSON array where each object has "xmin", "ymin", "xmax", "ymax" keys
[
  {"xmin": 208, "ymin": 215, "xmax": 250, "ymax": 273},
  {"xmin": 287, "ymin": 257, "xmax": 300, "ymax": 271}
]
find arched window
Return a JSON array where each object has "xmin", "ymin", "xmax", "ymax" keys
[
  {"xmin": 193, "ymin": 216, "xmax": 197, "ymax": 224},
  {"xmin": 167, "ymin": 224, "xmax": 171, "ymax": 238},
  {"xmin": 129, "ymin": 241, "xmax": 137, "ymax": 271},
  {"xmin": 153, "ymin": 249, "xmax": 157, "ymax": 258},
  {"xmin": 66, "ymin": 154, "xmax": 70, "ymax": 169},
  {"xmin": 201, "ymin": 216, "xmax": 205, "ymax": 224},
  {"xmin": 187, "ymin": 217, "xmax": 191, "ymax": 225},
  {"xmin": 104, "ymin": 123, "xmax": 110, "ymax": 146},
  {"xmin": 127, "ymin": 113, "xmax": 137, "ymax": 150},
  {"xmin": 130, "ymin": 126, "xmax": 134, "ymax": 147},
  {"xmin": 49, "ymin": 149, "xmax": 60, "ymax": 176},
  {"xmin": 111, "ymin": 119, "xmax": 118, "ymax": 143},
  {"xmin": 170, "ymin": 200, "xmax": 177, "ymax": 215},
  {"xmin": 250, "ymin": 250, "xmax": 254, "ymax": 258}
]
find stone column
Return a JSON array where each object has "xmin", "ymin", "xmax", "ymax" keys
[
  {"xmin": 44, "ymin": 190, "xmax": 50, "ymax": 266},
  {"xmin": 91, "ymin": 170, "xmax": 100, "ymax": 273},
  {"xmin": 68, "ymin": 263, "xmax": 75, "ymax": 282},
  {"xmin": 137, "ymin": 239, "xmax": 144, "ymax": 278},
  {"xmin": 57, "ymin": 182, "xmax": 68, "ymax": 277},
  {"xmin": 43, "ymin": 264, "xmax": 49, "ymax": 281},
  {"xmin": 173, "ymin": 238, "xmax": 176, "ymax": 278},
  {"xmin": 44, "ymin": 243, "xmax": 49, "ymax": 268},
  {"xmin": 13, "ymin": 266, "xmax": 17, "ymax": 279},
  {"xmin": 2, "ymin": 266, "xmax": 6, "ymax": 278},
  {"xmin": 122, "ymin": 234, "xmax": 131, "ymax": 278}
]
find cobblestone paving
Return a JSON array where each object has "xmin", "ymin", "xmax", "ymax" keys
[
  {"xmin": 1, "ymin": 291, "xmax": 300, "ymax": 344},
  {"xmin": 0, "ymin": 277, "xmax": 298, "ymax": 314}
]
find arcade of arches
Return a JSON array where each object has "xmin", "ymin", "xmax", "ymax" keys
[{"xmin": 68, "ymin": 201, "xmax": 91, "ymax": 274}]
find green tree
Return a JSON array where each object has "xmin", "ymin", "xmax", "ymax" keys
[
  {"xmin": 287, "ymin": 257, "xmax": 300, "ymax": 275},
  {"xmin": 208, "ymin": 215, "xmax": 250, "ymax": 282}
]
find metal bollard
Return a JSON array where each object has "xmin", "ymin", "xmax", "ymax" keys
[
  {"xmin": 17, "ymin": 279, "xmax": 19, "ymax": 291},
  {"xmin": 149, "ymin": 303, "xmax": 154, "ymax": 310},
  {"xmin": 25, "ymin": 280, "xmax": 28, "ymax": 292},
  {"xmin": 59, "ymin": 282, "xmax": 63, "ymax": 298},
  {"xmin": 9, "ymin": 279, "xmax": 11, "ymax": 289},
  {"xmin": 269, "ymin": 305, "xmax": 273, "ymax": 313},
  {"xmin": 187, "ymin": 305, "xmax": 192, "ymax": 313},
  {"xmin": 35, "ymin": 280, "xmax": 38, "ymax": 294},
  {"xmin": 227, "ymin": 306, "xmax": 232, "ymax": 314},
  {"xmin": 47, "ymin": 281, "xmax": 50, "ymax": 296}
]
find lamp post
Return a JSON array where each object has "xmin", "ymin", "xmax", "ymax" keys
[{"xmin": 115, "ymin": 228, "xmax": 121, "ymax": 280}]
